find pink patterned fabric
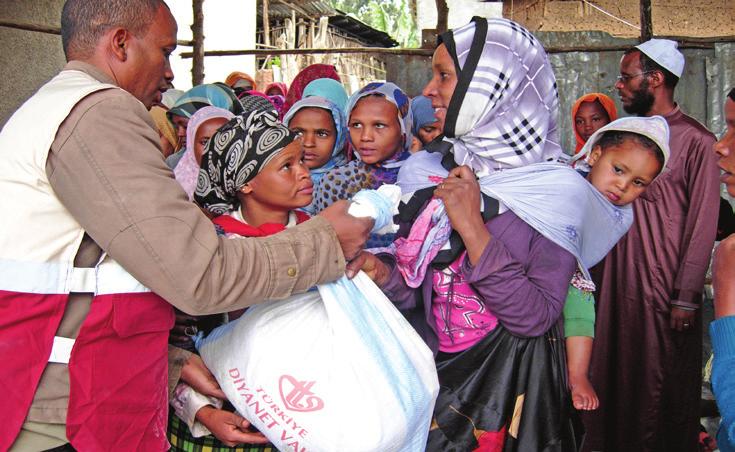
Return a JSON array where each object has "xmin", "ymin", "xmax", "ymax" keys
[
  {"xmin": 431, "ymin": 253, "xmax": 499, "ymax": 353},
  {"xmin": 394, "ymin": 198, "xmax": 452, "ymax": 288}
]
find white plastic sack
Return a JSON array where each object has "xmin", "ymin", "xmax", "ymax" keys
[{"xmin": 197, "ymin": 272, "xmax": 439, "ymax": 452}]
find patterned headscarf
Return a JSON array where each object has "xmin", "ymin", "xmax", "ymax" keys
[
  {"xmin": 346, "ymin": 81, "xmax": 414, "ymax": 159},
  {"xmin": 173, "ymin": 107, "xmax": 234, "ymax": 200},
  {"xmin": 194, "ymin": 110, "xmax": 297, "ymax": 216},
  {"xmin": 238, "ymin": 92, "xmax": 278, "ymax": 116},
  {"xmin": 438, "ymin": 17, "xmax": 562, "ymax": 176},
  {"xmin": 571, "ymin": 93, "xmax": 618, "ymax": 154},
  {"xmin": 167, "ymin": 83, "xmax": 244, "ymax": 121},
  {"xmin": 284, "ymin": 96, "xmax": 348, "ymax": 184},
  {"xmin": 284, "ymin": 64, "xmax": 341, "ymax": 115}
]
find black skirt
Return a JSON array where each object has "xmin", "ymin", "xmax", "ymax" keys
[{"xmin": 427, "ymin": 324, "xmax": 577, "ymax": 452}]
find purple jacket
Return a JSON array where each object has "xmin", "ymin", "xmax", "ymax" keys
[{"xmin": 379, "ymin": 210, "xmax": 576, "ymax": 353}]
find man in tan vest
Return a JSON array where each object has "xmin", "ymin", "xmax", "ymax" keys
[{"xmin": 1, "ymin": 1, "xmax": 370, "ymax": 450}]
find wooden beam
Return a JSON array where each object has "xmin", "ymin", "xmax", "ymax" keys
[
  {"xmin": 180, "ymin": 47, "xmax": 434, "ymax": 58},
  {"xmin": 191, "ymin": 0, "xmax": 205, "ymax": 85},
  {"xmin": 178, "ymin": 40, "xmax": 720, "ymax": 60},
  {"xmin": 263, "ymin": 0, "xmax": 271, "ymax": 47},
  {"xmin": 639, "ymin": 0, "xmax": 653, "ymax": 42},
  {"xmin": 0, "ymin": 20, "xmax": 194, "ymax": 47}
]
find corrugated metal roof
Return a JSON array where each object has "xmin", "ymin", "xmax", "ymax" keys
[
  {"xmin": 258, "ymin": 0, "xmax": 335, "ymax": 21},
  {"xmin": 258, "ymin": 0, "xmax": 398, "ymax": 48}
]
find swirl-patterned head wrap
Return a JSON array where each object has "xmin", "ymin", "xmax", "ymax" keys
[
  {"xmin": 438, "ymin": 17, "xmax": 562, "ymax": 176},
  {"xmin": 194, "ymin": 110, "xmax": 297, "ymax": 215}
]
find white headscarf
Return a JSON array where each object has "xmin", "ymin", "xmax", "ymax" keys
[{"xmin": 438, "ymin": 17, "xmax": 562, "ymax": 177}]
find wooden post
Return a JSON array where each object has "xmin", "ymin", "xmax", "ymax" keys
[
  {"xmin": 263, "ymin": 0, "xmax": 271, "ymax": 48},
  {"xmin": 639, "ymin": 0, "xmax": 653, "ymax": 42},
  {"xmin": 408, "ymin": 0, "xmax": 418, "ymax": 35},
  {"xmin": 436, "ymin": 0, "xmax": 448, "ymax": 34},
  {"xmin": 192, "ymin": 0, "xmax": 205, "ymax": 85}
]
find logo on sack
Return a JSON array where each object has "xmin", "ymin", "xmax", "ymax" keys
[{"xmin": 279, "ymin": 375, "xmax": 324, "ymax": 412}]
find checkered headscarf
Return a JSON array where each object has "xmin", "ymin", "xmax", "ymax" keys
[{"xmin": 439, "ymin": 17, "xmax": 562, "ymax": 176}]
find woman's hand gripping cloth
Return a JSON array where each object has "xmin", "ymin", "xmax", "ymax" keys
[{"xmin": 196, "ymin": 185, "xmax": 439, "ymax": 452}]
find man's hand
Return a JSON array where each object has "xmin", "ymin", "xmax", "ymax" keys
[
  {"xmin": 670, "ymin": 306, "xmax": 696, "ymax": 332},
  {"xmin": 318, "ymin": 200, "xmax": 373, "ymax": 261},
  {"xmin": 180, "ymin": 354, "xmax": 226, "ymax": 400},
  {"xmin": 195, "ymin": 406, "xmax": 269, "ymax": 447},
  {"xmin": 169, "ymin": 312, "xmax": 198, "ymax": 348},
  {"xmin": 345, "ymin": 251, "xmax": 390, "ymax": 285}
]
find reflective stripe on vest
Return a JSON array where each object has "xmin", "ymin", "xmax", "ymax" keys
[{"xmin": 0, "ymin": 69, "xmax": 173, "ymax": 451}]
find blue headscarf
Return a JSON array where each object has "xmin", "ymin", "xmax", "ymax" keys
[
  {"xmin": 167, "ymin": 83, "xmax": 243, "ymax": 121},
  {"xmin": 410, "ymin": 95, "xmax": 438, "ymax": 137},
  {"xmin": 283, "ymin": 96, "xmax": 348, "ymax": 185},
  {"xmin": 303, "ymin": 78, "xmax": 349, "ymax": 111}
]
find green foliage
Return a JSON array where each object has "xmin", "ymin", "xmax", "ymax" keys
[{"xmin": 330, "ymin": 0, "xmax": 419, "ymax": 48}]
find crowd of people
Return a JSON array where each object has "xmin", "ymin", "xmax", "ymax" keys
[{"xmin": 1, "ymin": 1, "xmax": 734, "ymax": 451}]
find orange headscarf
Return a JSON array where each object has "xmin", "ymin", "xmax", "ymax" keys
[
  {"xmin": 225, "ymin": 71, "xmax": 257, "ymax": 91},
  {"xmin": 572, "ymin": 93, "xmax": 618, "ymax": 154}
]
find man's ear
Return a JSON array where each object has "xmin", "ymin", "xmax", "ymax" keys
[
  {"xmin": 647, "ymin": 70, "xmax": 665, "ymax": 89},
  {"xmin": 110, "ymin": 28, "xmax": 129, "ymax": 61},
  {"xmin": 587, "ymin": 145, "xmax": 603, "ymax": 166}
]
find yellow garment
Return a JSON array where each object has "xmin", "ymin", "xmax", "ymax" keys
[{"xmin": 150, "ymin": 106, "xmax": 178, "ymax": 149}]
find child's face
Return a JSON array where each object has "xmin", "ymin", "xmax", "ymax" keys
[
  {"xmin": 575, "ymin": 101, "xmax": 611, "ymax": 143},
  {"xmin": 417, "ymin": 121, "xmax": 442, "ymax": 146},
  {"xmin": 194, "ymin": 117, "xmax": 229, "ymax": 165},
  {"xmin": 586, "ymin": 140, "xmax": 662, "ymax": 206},
  {"xmin": 288, "ymin": 107, "xmax": 337, "ymax": 170},
  {"xmin": 171, "ymin": 114, "xmax": 189, "ymax": 149},
  {"xmin": 242, "ymin": 141, "xmax": 313, "ymax": 210},
  {"xmin": 715, "ymin": 97, "xmax": 735, "ymax": 196},
  {"xmin": 349, "ymin": 96, "xmax": 403, "ymax": 165}
]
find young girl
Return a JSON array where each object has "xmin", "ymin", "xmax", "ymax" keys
[
  {"xmin": 166, "ymin": 83, "xmax": 244, "ymax": 168},
  {"xmin": 565, "ymin": 116, "xmax": 669, "ymax": 411},
  {"xmin": 169, "ymin": 109, "xmax": 311, "ymax": 451},
  {"xmin": 410, "ymin": 95, "xmax": 442, "ymax": 152},
  {"xmin": 264, "ymin": 81, "xmax": 288, "ymax": 97},
  {"xmin": 173, "ymin": 106, "xmax": 234, "ymax": 200},
  {"xmin": 311, "ymin": 82, "xmax": 412, "ymax": 247},
  {"xmin": 572, "ymin": 93, "xmax": 618, "ymax": 154},
  {"xmin": 283, "ymin": 94, "xmax": 347, "ymax": 214}
]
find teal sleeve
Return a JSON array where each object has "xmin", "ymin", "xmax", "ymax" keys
[{"xmin": 563, "ymin": 285, "xmax": 595, "ymax": 338}]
